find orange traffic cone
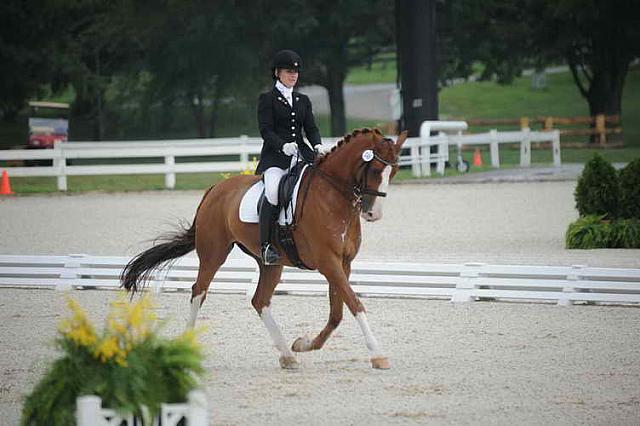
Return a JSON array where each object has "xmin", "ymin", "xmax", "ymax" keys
[
  {"xmin": 1, "ymin": 170, "xmax": 14, "ymax": 195},
  {"xmin": 472, "ymin": 148, "xmax": 483, "ymax": 167}
]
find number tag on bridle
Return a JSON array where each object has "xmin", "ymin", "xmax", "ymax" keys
[{"xmin": 362, "ymin": 150, "xmax": 374, "ymax": 162}]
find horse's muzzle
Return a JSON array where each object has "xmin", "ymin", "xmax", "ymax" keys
[{"xmin": 361, "ymin": 209, "xmax": 382, "ymax": 222}]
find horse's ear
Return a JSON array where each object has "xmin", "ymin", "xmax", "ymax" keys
[{"xmin": 394, "ymin": 131, "xmax": 408, "ymax": 151}]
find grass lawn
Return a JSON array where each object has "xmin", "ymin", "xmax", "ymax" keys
[
  {"xmin": 9, "ymin": 173, "xmax": 230, "ymax": 194},
  {"xmin": 348, "ymin": 56, "xmax": 640, "ymax": 147}
]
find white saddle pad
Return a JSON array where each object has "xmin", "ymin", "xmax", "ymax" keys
[{"xmin": 239, "ymin": 165, "xmax": 309, "ymax": 225}]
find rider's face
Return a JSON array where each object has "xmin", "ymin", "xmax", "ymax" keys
[{"xmin": 277, "ymin": 68, "xmax": 299, "ymax": 88}]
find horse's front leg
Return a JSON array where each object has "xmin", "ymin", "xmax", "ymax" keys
[
  {"xmin": 292, "ymin": 283, "xmax": 343, "ymax": 352},
  {"xmin": 251, "ymin": 263, "xmax": 299, "ymax": 369},
  {"xmin": 316, "ymin": 259, "xmax": 390, "ymax": 369}
]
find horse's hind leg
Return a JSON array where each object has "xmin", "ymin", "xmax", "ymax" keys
[
  {"xmin": 188, "ymin": 242, "xmax": 233, "ymax": 328},
  {"xmin": 251, "ymin": 264, "xmax": 299, "ymax": 369}
]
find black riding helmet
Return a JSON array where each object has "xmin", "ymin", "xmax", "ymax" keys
[{"xmin": 271, "ymin": 50, "xmax": 302, "ymax": 79}]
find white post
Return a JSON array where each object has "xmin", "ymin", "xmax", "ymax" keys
[
  {"xmin": 558, "ymin": 264, "xmax": 584, "ymax": 306},
  {"xmin": 552, "ymin": 130, "xmax": 561, "ymax": 167},
  {"xmin": 410, "ymin": 143, "xmax": 422, "ymax": 177},
  {"xmin": 520, "ymin": 127, "xmax": 531, "ymax": 167},
  {"xmin": 240, "ymin": 135, "xmax": 249, "ymax": 170},
  {"xmin": 419, "ymin": 121, "xmax": 467, "ymax": 177},
  {"xmin": 57, "ymin": 253, "xmax": 85, "ymax": 291},
  {"xmin": 187, "ymin": 390, "xmax": 208, "ymax": 426},
  {"xmin": 451, "ymin": 262, "xmax": 484, "ymax": 303},
  {"xmin": 436, "ymin": 133, "xmax": 447, "ymax": 176},
  {"xmin": 418, "ymin": 123, "xmax": 432, "ymax": 177},
  {"xmin": 421, "ymin": 143, "xmax": 431, "ymax": 177},
  {"xmin": 165, "ymin": 154, "xmax": 176, "ymax": 189},
  {"xmin": 76, "ymin": 395, "xmax": 102, "ymax": 426},
  {"xmin": 54, "ymin": 141, "xmax": 67, "ymax": 191},
  {"xmin": 489, "ymin": 129, "xmax": 500, "ymax": 168}
]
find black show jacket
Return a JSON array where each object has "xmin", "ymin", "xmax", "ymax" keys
[{"xmin": 256, "ymin": 87, "xmax": 321, "ymax": 174}]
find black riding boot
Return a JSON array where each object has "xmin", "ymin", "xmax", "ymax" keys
[{"xmin": 259, "ymin": 199, "xmax": 280, "ymax": 265}]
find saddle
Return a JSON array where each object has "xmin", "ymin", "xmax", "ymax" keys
[{"xmin": 258, "ymin": 161, "xmax": 312, "ymax": 270}]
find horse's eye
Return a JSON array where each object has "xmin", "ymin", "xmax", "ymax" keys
[{"xmin": 372, "ymin": 169, "xmax": 382, "ymax": 176}]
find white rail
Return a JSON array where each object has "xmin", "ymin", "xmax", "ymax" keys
[
  {"xmin": 0, "ymin": 125, "xmax": 561, "ymax": 189},
  {"xmin": 1, "ymin": 254, "xmax": 638, "ymax": 306}
]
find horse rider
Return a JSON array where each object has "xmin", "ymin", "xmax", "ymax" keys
[{"xmin": 256, "ymin": 49, "xmax": 330, "ymax": 265}]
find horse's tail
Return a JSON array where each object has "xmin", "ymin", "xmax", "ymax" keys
[
  {"xmin": 120, "ymin": 222, "xmax": 195, "ymax": 294},
  {"xmin": 121, "ymin": 185, "xmax": 216, "ymax": 294}
]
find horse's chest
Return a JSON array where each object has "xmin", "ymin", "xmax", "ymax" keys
[{"xmin": 343, "ymin": 221, "xmax": 361, "ymax": 260}]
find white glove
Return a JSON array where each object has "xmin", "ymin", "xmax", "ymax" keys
[
  {"xmin": 282, "ymin": 142, "xmax": 298, "ymax": 156},
  {"xmin": 314, "ymin": 144, "xmax": 331, "ymax": 156}
]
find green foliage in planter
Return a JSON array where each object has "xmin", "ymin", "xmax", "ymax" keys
[
  {"xmin": 566, "ymin": 215, "xmax": 640, "ymax": 249},
  {"xmin": 619, "ymin": 157, "xmax": 640, "ymax": 219},
  {"xmin": 574, "ymin": 153, "xmax": 620, "ymax": 218},
  {"xmin": 566, "ymin": 215, "xmax": 613, "ymax": 249},
  {"xmin": 611, "ymin": 218, "xmax": 640, "ymax": 248},
  {"xmin": 22, "ymin": 297, "xmax": 205, "ymax": 426}
]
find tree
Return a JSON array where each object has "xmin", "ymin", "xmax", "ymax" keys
[
  {"xmin": 439, "ymin": 0, "xmax": 639, "ymax": 137},
  {"xmin": 0, "ymin": 0, "xmax": 67, "ymax": 120},
  {"xmin": 124, "ymin": 0, "xmax": 262, "ymax": 138},
  {"xmin": 266, "ymin": 0, "xmax": 395, "ymax": 136},
  {"xmin": 543, "ymin": 0, "xmax": 639, "ymax": 120},
  {"xmin": 395, "ymin": 0, "xmax": 438, "ymax": 136}
]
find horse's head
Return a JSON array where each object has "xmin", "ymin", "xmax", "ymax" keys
[
  {"xmin": 355, "ymin": 129, "xmax": 407, "ymax": 221},
  {"xmin": 317, "ymin": 128, "xmax": 407, "ymax": 222}
]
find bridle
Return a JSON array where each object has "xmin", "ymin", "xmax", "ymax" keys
[
  {"xmin": 312, "ymin": 141, "xmax": 398, "ymax": 210},
  {"xmin": 354, "ymin": 149, "xmax": 397, "ymax": 199}
]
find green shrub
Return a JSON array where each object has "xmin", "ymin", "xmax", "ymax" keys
[
  {"xmin": 566, "ymin": 215, "xmax": 640, "ymax": 249},
  {"xmin": 611, "ymin": 218, "xmax": 640, "ymax": 248},
  {"xmin": 566, "ymin": 215, "xmax": 613, "ymax": 249},
  {"xmin": 574, "ymin": 153, "xmax": 620, "ymax": 218},
  {"xmin": 619, "ymin": 157, "xmax": 640, "ymax": 219}
]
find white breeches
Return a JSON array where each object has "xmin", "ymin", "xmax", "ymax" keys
[{"xmin": 263, "ymin": 167, "xmax": 287, "ymax": 205}]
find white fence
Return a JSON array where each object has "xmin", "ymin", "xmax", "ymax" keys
[
  {"xmin": 0, "ymin": 124, "xmax": 562, "ymax": 190},
  {"xmin": 413, "ymin": 120, "xmax": 561, "ymax": 177},
  {"xmin": 1, "ymin": 254, "xmax": 639, "ymax": 306},
  {"xmin": 76, "ymin": 390, "xmax": 207, "ymax": 426}
]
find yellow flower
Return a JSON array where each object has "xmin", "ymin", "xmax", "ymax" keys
[
  {"xmin": 106, "ymin": 295, "xmax": 156, "ymax": 341},
  {"xmin": 59, "ymin": 298, "xmax": 97, "ymax": 347},
  {"xmin": 94, "ymin": 336, "xmax": 119, "ymax": 362},
  {"xmin": 176, "ymin": 326, "xmax": 205, "ymax": 351}
]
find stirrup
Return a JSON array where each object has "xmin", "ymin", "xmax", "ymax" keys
[{"xmin": 261, "ymin": 243, "xmax": 280, "ymax": 265}]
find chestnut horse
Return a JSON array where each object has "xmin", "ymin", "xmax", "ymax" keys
[{"xmin": 121, "ymin": 128, "xmax": 408, "ymax": 369}]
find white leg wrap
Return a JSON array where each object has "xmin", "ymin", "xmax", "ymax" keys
[
  {"xmin": 260, "ymin": 306, "xmax": 295, "ymax": 358},
  {"xmin": 355, "ymin": 312, "xmax": 384, "ymax": 359},
  {"xmin": 187, "ymin": 293, "xmax": 205, "ymax": 329}
]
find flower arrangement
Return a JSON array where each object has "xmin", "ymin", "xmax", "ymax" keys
[{"xmin": 22, "ymin": 296, "xmax": 205, "ymax": 425}]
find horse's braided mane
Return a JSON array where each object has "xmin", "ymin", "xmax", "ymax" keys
[{"xmin": 315, "ymin": 127, "xmax": 383, "ymax": 166}]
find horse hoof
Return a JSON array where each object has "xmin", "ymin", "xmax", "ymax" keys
[
  {"xmin": 279, "ymin": 356, "xmax": 300, "ymax": 370},
  {"xmin": 291, "ymin": 335, "xmax": 312, "ymax": 352},
  {"xmin": 371, "ymin": 357, "xmax": 391, "ymax": 370}
]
